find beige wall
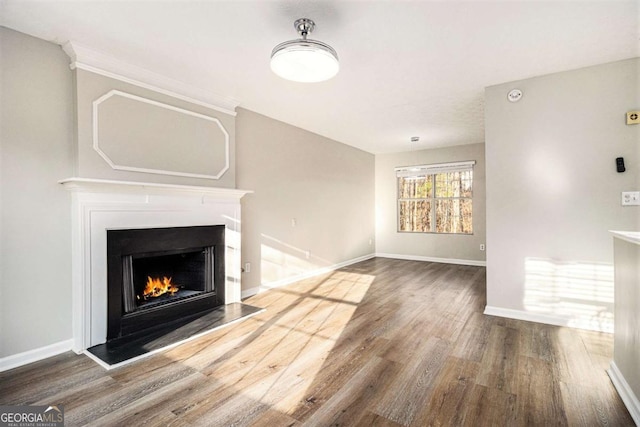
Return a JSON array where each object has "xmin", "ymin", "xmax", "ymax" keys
[
  {"xmin": 0, "ymin": 28, "xmax": 74, "ymax": 357},
  {"xmin": 375, "ymin": 143, "xmax": 486, "ymax": 263},
  {"xmin": 236, "ymin": 108, "xmax": 375, "ymax": 295},
  {"xmin": 485, "ymin": 58, "xmax": 639, "ymax": 331},
  {"xmin": 74, "ymin": 69, "xmax": 236, "ymax": 188}
]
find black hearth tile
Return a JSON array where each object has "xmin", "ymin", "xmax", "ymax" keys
[{"xmin": 86, "ymin": 303, "xmax": 263, "ymax": 367}]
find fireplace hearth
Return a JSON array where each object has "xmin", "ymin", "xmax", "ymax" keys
[{"xmin": 87, "ymin": 223, "xmax": 264, "ymax": 368}]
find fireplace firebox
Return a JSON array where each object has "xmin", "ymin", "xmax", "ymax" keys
[{"xmin": 107, "ymin": 225, "xmax": 225, "ymax": 340}]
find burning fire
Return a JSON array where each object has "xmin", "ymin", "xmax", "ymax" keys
[{"xmin": 141, "ymin": 276, "xmax": 180, "ymax": 300}]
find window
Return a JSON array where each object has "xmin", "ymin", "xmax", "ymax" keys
[{"xmin": 397, "ymin": 161, "xmax": 474, "ymax": 234}]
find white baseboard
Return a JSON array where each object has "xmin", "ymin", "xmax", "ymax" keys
[
  {"xmin": 0, "ymin": 339, "xmax": 74, "ymax": 373},
  {"xmin": 484, "ymin": 306, "xmax": 572, "ymax": 327},
  {"xmin": 609, "ymin": 361, "xmax": 640, "ymax": 425},
  {"xmin": 483, "ymin": 306, "xmax": 613, "ymax": 333},
  {"xmin": 241, "ymin": 253, "xmax": 376, "ymax": 299},
  {"xmin": 376, "ymin": 252, "xmax": 486, "ymax": 267},
  {"xmin": 241, "ymin": 286, "xmax": 260, "ymax": 299}
]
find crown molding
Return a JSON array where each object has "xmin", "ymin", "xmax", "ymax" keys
[{"xmin": 62, "ymin": 41, "xmax": 240, "ymax": 116}]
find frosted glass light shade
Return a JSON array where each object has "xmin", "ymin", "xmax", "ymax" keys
[{"xmin": 270, "ymin": 40, "xmax": 339, "ymax": 83}]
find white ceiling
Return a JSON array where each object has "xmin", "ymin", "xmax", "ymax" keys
[{"xmin": 1, "ymin": 1, "xmax": 638, "ymax": 154}]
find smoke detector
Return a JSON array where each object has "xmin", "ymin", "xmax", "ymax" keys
[{"xmin": 508, "ymin": 89, "xmax": 523, "ymax": 102}]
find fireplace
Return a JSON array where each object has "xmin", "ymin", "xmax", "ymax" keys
[
  {"xmin": 61, "ymin": 178, "xmax": 251, "ymax": 355},
  {"xmin": 107, "ymin": 225, "xmax": 225, "ymax": 340}
]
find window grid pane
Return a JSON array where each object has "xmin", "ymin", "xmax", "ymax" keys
[
  {"xmin": 398, "ymin": 200, "xmax": 431, "ymax": 232},
  {"xmin": 435, "ymin": 171, "xmax": 473, "ymax": 198},
  {"xmin": 398, "ymin": 176, "xmax": 433, "ymax": 199},
  {"xmin": 435, "ymin": 198, "xmax": 473, "ymax": 234}
]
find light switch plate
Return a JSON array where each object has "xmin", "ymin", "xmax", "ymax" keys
[{"xmin": 621, "ymin": 191, "xmax": 640, "ymax": 206}]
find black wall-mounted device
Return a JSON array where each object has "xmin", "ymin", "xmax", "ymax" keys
[{"xmin": 616, "ymin": 157, "xmax": 625, "ymax": 173}]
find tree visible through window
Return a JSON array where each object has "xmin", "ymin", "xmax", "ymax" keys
[{"xmin": 397, "ymin": 162, "xmax": 473, "ymax": 234}]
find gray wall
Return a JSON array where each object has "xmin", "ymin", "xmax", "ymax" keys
[
  {"xmin": 485, "ymin": 58, "xmax": 639, "ymax": 330},
  {"xmin": 0, "ymin": 27, "xmax": 74, "ymax": 357},
  {"xmin": 375, "ymin": 143, "xmax": 486, "ymax": 263},
  {"xmin": 236, "ymin": 108, "xmax": 375, "ymax": 294}
]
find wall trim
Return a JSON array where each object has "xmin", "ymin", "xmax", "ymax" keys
[
  {"xmin": 484, "ymin": 305, "xmax": 571, "ymax": 327},
  {"xmin": 483, "ymin": 305, "xmax": 612, "ymax": 333},
  {"xmin": 0, "ymin": 339, "xmax": 74, "ymax": 373},
  {"xmin": 92, "ymin": 90, "xmax": 230, "ymax": 180},
  {"xmin": 241, "ymin": 253, "xmax": 376, "ymax": 299},
  {"xmin": 241, "ymin": 286, "xmax": 261, "ymax": 300},
  {"xmin": 609, "ymin": 361, "xmax": 640, "ymax": 425},
  {"xmin": 62, "ymin": 41, "xmax": 239, "ymax": 116},
  {"xmin": 375, "ymin": 252, "xmax": 486, "ymax": 267}
]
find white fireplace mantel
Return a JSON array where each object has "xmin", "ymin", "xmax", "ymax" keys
[
  {"xmin": 60, "ymin": 177, "xmax": 252, "ymax": 353},
  {"xmin": 59, "ymin": 177, "xmax": 252, "ymax": 199}
]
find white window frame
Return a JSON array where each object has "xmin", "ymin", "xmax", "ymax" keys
[{"xmin": 396, "ymin": 161, "xmax": 475, "ymax": 234}]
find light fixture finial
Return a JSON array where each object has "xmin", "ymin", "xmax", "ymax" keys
[{"xmin": 294, "ymin": 18, "xmax": 315, "ymax": 39}]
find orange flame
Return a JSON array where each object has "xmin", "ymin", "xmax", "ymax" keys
[{"xmin": 142, "ymin": 276, "xmax": 180, "ymax": 299}]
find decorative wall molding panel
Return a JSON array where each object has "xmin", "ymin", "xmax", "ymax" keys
[
  {"xmin": 62, "ymin": 40, "xmax": 239, "ymax": 116},
  {"xmin": 93, "ymin": 90, "xmax": 230, "ymax": 180}
]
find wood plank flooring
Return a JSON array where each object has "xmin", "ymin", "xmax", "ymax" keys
[{"xmin": 0, "ymin": 258, "xmax": 634, "ymax": 426}]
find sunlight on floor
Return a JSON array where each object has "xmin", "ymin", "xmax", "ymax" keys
[
  {"xmin": 524, "ymin": 257, "xmax": 613, "ymax": 332},
  {"xmin": 207, "ymin": 270, "xmax": 374, "ymax": 413},
  {"xmin": 164, "ymin": 231, "xmax": 376, "ymax": 417}
]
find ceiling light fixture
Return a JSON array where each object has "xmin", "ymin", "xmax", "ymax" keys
[{"xmin": 270, "ymin": 18, "xmax": 339, "ymax": 83}]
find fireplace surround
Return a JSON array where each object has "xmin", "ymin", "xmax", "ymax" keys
[{"xmin": 60, "ymin": 178, "xmax": 252, "ymax": 353}]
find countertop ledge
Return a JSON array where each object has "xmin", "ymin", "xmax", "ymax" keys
[{"xmin": 610, "ymin": 230, "xmax": 640, "ymax": 245}]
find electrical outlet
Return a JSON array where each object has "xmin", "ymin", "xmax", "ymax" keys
[
  {"xmin": 244, "ymin": 262, "xmax": 251, "ymax": 273},
  {"xmin": 291, "ymin": 218, "xmax": 297, "ymax": 227},
  {"xmin": 622, "ymin": 191, "xmax": 640, "ymax": 206},
  {"xmin": 480, "ymin": 244, "xmax": 485, "ymax": 251},
  {"xmin": 627, "ymin": 111, "xmax": 640, "ymax": 125}
]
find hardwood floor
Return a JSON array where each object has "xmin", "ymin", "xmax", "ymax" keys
[{"xmin": 0, "ymin": 258, "xmax": 633, "ymax": 426}]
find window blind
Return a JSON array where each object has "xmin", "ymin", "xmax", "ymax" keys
[{"xmin": 395, "ymin": 160, "xmax": 475, "ymax": 178}]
